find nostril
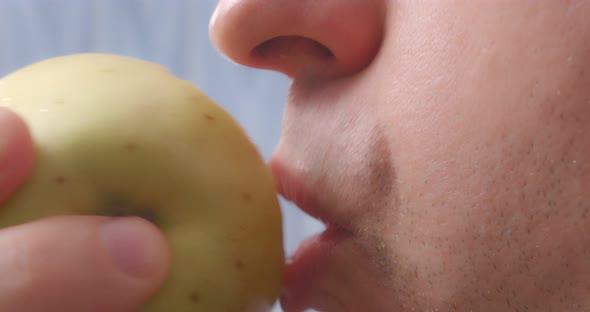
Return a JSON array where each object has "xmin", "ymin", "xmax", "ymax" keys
[
  {"xmin": 253, "ymin": 36, "xmax": 334, "ymax": 59},
  {"xmin": 251, "ymin": 36, "xmax": 335, "ymax": 77}
]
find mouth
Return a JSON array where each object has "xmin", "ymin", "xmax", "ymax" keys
[
  {"xmin": 269, "ymin": 157, "xmax": 352, "ymax": 311},
  {"xmin": 281, "ymin": 227, "xmax": 352, "ymax": 312},
  {"xmin": 270, "ymin": 156, "xmax": 342, "ymax": 228}
]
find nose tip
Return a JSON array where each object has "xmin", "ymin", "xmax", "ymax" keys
[{"xmin": 209, "ymin": 0, "xmax": 385, "ymax": 79}]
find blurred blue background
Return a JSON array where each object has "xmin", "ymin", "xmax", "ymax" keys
[{"xmin": 0, "ymin": 1, "xmax": 324, "ymax": 310}]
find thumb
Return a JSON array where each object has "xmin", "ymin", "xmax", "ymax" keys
[
  {"xmin": 0, "ymin": 107, "xmax": 35, "ymax": 204},
  {"xmin": 0, "ymin": 216, "xmax": 171, "ymax": 312}
]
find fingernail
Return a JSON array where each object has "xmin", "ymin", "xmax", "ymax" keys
[{"xmin": 101, "ymin": 217, "xmax": 165, "ymax": 278}]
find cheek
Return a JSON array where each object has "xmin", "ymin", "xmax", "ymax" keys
[
  {"xmin": 375, "ymin": 29, "xmax": 590, "ymax": 304},
  {"xmin": 386, "ymin": 63, "xmax": 584, "ymax": 234}
]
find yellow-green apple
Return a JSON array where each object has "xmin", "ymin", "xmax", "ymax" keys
[{"xmin": 0, "ymin": 53, "xmax": 284, "ymax": 311}]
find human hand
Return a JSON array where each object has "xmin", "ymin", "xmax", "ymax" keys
[{"xmin": 0, "ymin": 107, "xmax": 171, "ymax": 312}]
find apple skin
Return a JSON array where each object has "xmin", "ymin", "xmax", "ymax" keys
[{"xmin": 0, "ymin": 54, "xmax": 285, "ymax": 311}]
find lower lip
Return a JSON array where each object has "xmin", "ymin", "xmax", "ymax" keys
[{"xmin": 280, "ymin": 226, "xmax": 351, "ymax": 311}]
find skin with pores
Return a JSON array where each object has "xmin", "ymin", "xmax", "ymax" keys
[{"xmin": 209, "ymin": 1, "xmax": 590, "ymax": 311}]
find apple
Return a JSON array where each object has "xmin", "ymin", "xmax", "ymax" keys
[{"xmin": 0, "ymin": 53, "xmax": 284, "ymax": 311}]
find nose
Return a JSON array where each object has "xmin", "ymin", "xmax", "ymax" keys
[{"xmin": 209, "ymin": 0, "xmax": 386, "ymax": 79}]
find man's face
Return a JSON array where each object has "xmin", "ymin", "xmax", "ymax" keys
[{"xmin": 211, "ymin": 1, "xmax": 590, "ymax": 311}]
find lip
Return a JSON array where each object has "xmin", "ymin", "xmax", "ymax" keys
[
  {"xmin": 269, "ymin": 156, "xmax": 352, "ymax": 311},
  {"xmin": 270, "ymin": 157, "xmax": 339, "ymax": 227},
  {"xmin": 280, "ymin": 227, "xmax": 351, "ymax": 312}
]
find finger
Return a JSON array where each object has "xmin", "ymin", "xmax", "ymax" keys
[
  {"xmin": 0, "ymin": 216, "xmax": 171, "ymax": 312},
  {"xmin": 0, "ymin": 107, "xmax": 35, "ymax": 204}
]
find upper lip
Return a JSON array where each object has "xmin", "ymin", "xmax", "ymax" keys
[
  {"xmin": 269, "ymin": 156, "xmax": 312, "ymax": 215},
  {"xmin": 269, "ymin": 156, "xmax": 349, "ymax": 233}
]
